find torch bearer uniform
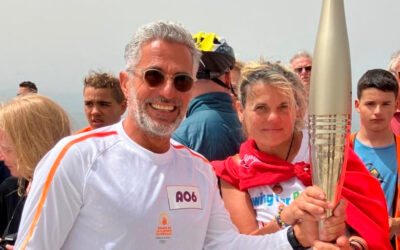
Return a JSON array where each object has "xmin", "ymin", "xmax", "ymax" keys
[{"xmin": 15, "ymin": 121, "xmax": 294, "ymax": 250}]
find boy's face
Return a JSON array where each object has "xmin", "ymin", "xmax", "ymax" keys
[{"xmin": 355, "ymin": 88, "xmax": 397, "ymax": 132}]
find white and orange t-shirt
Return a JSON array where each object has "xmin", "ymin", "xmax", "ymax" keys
[{"xmin": 15, "ymin": 121, "xmax": 292, "ymax": 250}]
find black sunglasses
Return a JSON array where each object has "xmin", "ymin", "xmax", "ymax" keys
[
  {"xmin": 294, "ymin": 66, "xmax": 312, "ymax": 74},
  {"xmin": 130, "ymin": 68, "xmax": 194, "ymax": 92}
]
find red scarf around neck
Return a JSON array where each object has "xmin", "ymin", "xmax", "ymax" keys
[
  {"xmin": 212, "ymin": 138, "xmax": 391, "ymax": 250},
  {"xmin": 238, "ymin": 139, "xmax": 311, "ymax": 189}
]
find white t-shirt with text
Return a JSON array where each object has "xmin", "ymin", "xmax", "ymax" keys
[{"xmin": 15, "ymin": 121, "xmax": 292, "ymax": 250}]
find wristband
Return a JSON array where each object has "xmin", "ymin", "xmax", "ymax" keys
[
  {"xmin": 275, "ymin": 206, "xmax": 287, "ymax": 229},
  {"xmin": 287, "ymin": 226, "xmax": 309, "ymax": 250},
  {"xmin": 349, "ymin": 239, "xmax": 366, "ymax": 250}
]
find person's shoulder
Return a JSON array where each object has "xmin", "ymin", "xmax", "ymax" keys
[
  {"xmin": 170, "ymin": 139, "xmax": 216, "ymax": 180},
  {"xmin": 33, "ymin": 124, "xmax": 123, "ymax": 181},
  {"xmin": 173, "ymin": 141, "xmax": 220, "ymax": 188},
  {"xmin": 73, "ymin": 126, "xmax": 93, "ymax": 135},
  {"xmin": 187, "ymin": 110, "xmax": 236, "ymax": 130},
  {"xmin": 354, "ymin": 130, "xmax": 396, "ymax": 150},
  {"xmin": 172, "ymin": 119, "xmax": 199, "ymax": 148},
  {"xmin": 71, "ymin": 125, "xmax": 118, "ymax": 141},
  {"xmin": 170, "ymin": 139, "xmax": 209, "ymax": 164},
  {"xmin": 55, "ymin": 123, "xmax": 122, "ymax": 157}
]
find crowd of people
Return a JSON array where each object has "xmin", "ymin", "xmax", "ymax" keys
[{"xmin": 0, "ymin": 20, "xmax": 399, "ymax": 249}]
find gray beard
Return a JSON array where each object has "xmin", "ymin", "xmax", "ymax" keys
[{"xmin": 128, "ymin": 87, "xmax": 183, "ymax": 137}]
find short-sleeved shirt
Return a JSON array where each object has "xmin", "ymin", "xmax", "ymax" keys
[
  {"xmin": 354, "ymin": 138, "xmax": 398, "ymax": 215},
  {"xmin": 247, "ymin": 130, "xmax": 309, "ymax": 225}
]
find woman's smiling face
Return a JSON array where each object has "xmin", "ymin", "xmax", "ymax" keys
[{"xmin": 239, "ymin": 82, "xmax": 297, "ymax": 152}]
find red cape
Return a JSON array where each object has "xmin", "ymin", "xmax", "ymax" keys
[{"xmin": 212, "ymin": 141, "xmax": 391, "ymax": 249}]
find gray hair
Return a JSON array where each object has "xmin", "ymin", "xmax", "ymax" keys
[
  {"xmin": 388, "ymin": 50, "xmax": 400, "ymax": 73},
  {"xmin": 290, "ymin": 50, "xmax": 312, "ymax": 64},
  {"xmin": 124, "ymin": 21, "xmax": 201, "ymax": 75}
]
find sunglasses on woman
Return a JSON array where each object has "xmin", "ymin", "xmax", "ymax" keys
[{"xmin": 129, "ymin": 68, "xmax": 194, "ymax": 92}]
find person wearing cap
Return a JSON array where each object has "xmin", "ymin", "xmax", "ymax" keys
[{"xmin": 172, "ymin": 32, "xmax": 245, "ymax": 161}]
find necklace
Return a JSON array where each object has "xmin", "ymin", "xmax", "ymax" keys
[{"xmin": 285, "ymin": 133, "xmax": 295, "ymax": 161}]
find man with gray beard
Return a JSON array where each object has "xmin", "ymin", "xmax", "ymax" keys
[{"xmin": 15, "ymin": 21, "xmax": 348, "ymax": 250}]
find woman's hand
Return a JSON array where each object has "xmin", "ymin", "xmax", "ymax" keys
[
  {"xmin": 313, "ymin": 235, "xmax": 352, "ymax": 250},
  {"xmin": 389, "ymin": 216, "xmax": 400, "ymax": 238},
  {"xmin": 292, "ymin": 199, "xmax": 348, "ymax": 247},
  {"xmin": 281, "ymin": 185, "xmax": 333, "ymax": 225},
  {"xmin": 319, "ymin": 200, "xmax": 347, "ymax": 242},
  {"xmin": 0, "ymin": 239, "xmax": 14, "ymax": 250}
]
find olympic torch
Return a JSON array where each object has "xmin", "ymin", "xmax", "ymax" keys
[{"xmin": 308, "ymin": 0, "xmax": 352, "ymax": 238}]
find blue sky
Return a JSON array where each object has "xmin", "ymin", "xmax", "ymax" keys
[{"xmin": 1, "ymin": 0, "xmax": 399, "ymax": 130}]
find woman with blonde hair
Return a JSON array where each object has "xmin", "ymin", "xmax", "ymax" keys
[
  {"xmin": 0, "ymin": 94, "xmax": 71, "ymax": 248},
  {"xmin": 212, "ymin": 60, "xmax": 391, "ymax": 249}
]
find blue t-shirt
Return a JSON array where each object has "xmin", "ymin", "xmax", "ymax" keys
[{"xmin": 354, "ymin": 138, "xmax": 397, "ymax": 216}]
